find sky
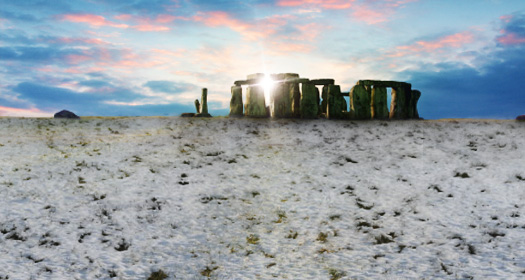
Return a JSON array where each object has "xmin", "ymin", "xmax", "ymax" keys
[{"xmin": 0, "ymin": 0, "xmax": 524, "ymax": 119}]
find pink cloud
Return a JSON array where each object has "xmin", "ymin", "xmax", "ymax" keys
[
  {"xmin": 351, "ymin": 0, "xmax": 418, "ymax": 24},
  {"xmin": 0, "ymin": 106, "xmax": 50, "ymax": 117},
  {"xmin": 61, "ymin": 14, "xmax": 128, "ymax": 28},
  {"xmin": 132, "ymin": 24, "xmax": 170, "ymax": 32},
  {"xmin": 388, "ymin": 31, "xmax": 475, "ymax": 57},
  {"xmin": 53, "ymin": 37, "xmax": 109, "ymax": 45},
  {"xmin": 351, "ymin": 5, "xmax": 388, "ymax": 24},
  {"xmin": 65, "ymin": 54, "xmax": 92, "ymax": 64},
  {"xmin": 277, "ymin": 0, "xmax": 354, "ymax": 9},
  {"xmin": 497, "ymin": 33, "xmax": 525, "ymax": 45}
]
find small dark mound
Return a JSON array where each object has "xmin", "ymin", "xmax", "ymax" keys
[
  {"xmin": 180, "ymin": 113, "xmax": 195, "ymax": 117},
  {"xmin": 516, "ymin": 115, "xmax": 525, "ymax": 121},
  {"xmin": 54, "ymin": 110, "xmax": 79, "ymax": 119}
]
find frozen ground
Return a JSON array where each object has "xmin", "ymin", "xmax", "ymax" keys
[{"xmin": 0, "ymin": 117, "xmax": 524, "ymax": 279}]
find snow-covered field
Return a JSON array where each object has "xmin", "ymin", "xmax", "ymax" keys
[{"xmin": 0, "ymin": 117, "xmax": 524, "ymax": 279}]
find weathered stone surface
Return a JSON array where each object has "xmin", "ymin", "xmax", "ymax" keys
[
  {"xmin": 245, "ymin": 85, "xmax": 267, "ymax": 117},
  {"xmin": 290, "ymin": 83, "xmax": 301, "ymax": 118},
  {"xmin": 229, "ymin": 86, "xmax": 243, "ymax": 117},
  {"xmin": 315, "ymin": 87, "xmax": 321, "ymax": 116},
  {"xmin": 327, "ymin": 85, "xmax": 344, "ymax": 119},
  {"xmin": 54, "ymin": 110, "xmax": 79, "ymax": 119},
  {"xmin": 371, "ymin": 86, "xmax": 388, "ymax": 119},
  {"xmin": 247, "ymin": 73, "xmax": 265, "ymax": 80},
  {"xmin": 409, "ymin": 90, "xmax": 421, "ymax": 119},
  {"xmin": 270, "ymin": 82, "xmax": 293, "ymax": 118},
  {"xmin": 200, "ymin": 88, "xmax": 209, "ymax": 115},
  {"xmin": 284, "ymin": 78, "xmax": 310, "ymax": 84},
  {"xmin": 390, "ymin": 86, "xmax": 411, "ymax": 119},
  {"xmin": 358, "ymin": 80, "xmax": 411, "ymax": 88},
  {"xmin": 194, "ymin": 99, "xmax": 200, "ymax": 114},
  {"xmin": 310, "ymin": 79, "xmax": 335, "ymax": 85},
  {"xmin": 516, "ymin": 115, "xmax": 525, "ymax": 121},
  {"xmin": 270, "ymin": 73, "xmax": 299, "ymax": 82},
  {"xmin": 180, "ymin": 113, "xmax": 195, "ymax": 117},
  {"xmin": 350, "ymin": 85, "xmax": 371, "ymax": 120},
  {"xmin": 300, "ymin": 83, "xmax": 318, "ymax": 119},
  {"xmin": 321, "ymin": 85, "xmax": 328, "ymax": 114}
]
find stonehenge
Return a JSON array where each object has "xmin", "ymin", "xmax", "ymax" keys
[{"xmin": 229, "ymin": 73, "xmax": 422, "ymax": 120}]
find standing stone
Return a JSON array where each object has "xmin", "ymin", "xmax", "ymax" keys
[
  {"xmin": 327, "ymin": 85, "xmax": 344, "ymax": 119},
  {"xmin": 290, "ymin": 83, "xmax": 301, "ymax": 118},
  {"xmin": 390, "ymin": 86, "xmax": 409, "ymax": 119},
  {"xmin": 316, "ymin": 87, "xmax": 321, "ymax": 116},
  {"xmin": 245, "ymin": 85, "xmax": 267, "ymax": 117},
  {"xmin": 371, "ymin": 86, "xmax": 388, "ymax": 119},
  {"xmin": 229, "ymin": 86, "xmax": 243, "ymax": 117},
  {"xmin": 410, "ymin": 90, "xmax": 421, "ymax": 119},
  {"xmin": 194, "ymin": 99, "xmax": 201, "ymax": 114},
  {"xmin": 300, "ymin": 83, "xmax": 318, "ymax": 119},
  {"xmin": 321, "ymin": 85, "xmax": 329, "ymax": 114},
  {"xmin": 195, "ymin": 88, "xmax": 212, "ymax": 117},
  {"xmin": 270, "ymin": 82, "xmax": 293, "ymax": 118},
  {"xmin": 201, "ymin": 88, "xmax": 208, "ymax": 114},
  {"xmin": 350, "ymin": 84, "xmax": 371, "ymax": 120}
]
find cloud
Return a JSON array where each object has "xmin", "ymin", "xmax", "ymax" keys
[
  {"xmin": 496, "ymin": 13, "xmax": 525, "ymax": 46},
  {"xmin": 350, "ymin": 0, "xmax": 418, "ymax": 24},
  {"xmin": 388, "ymin": 31, "xmax": 475, "ymax": 57},
  {"xmin": 11, "ymin": 82, "xmax": 145, "ymax": 111},
  {"xmin": 277, "ymin": 0, "xmax": 354, "ymax": 10},
  {"xmin": 144, "ymin": 81, "xmax": 198, "ymax": 94},
  {"xmin": 400, "ymin": 14, "xmax": 525, "ymax": 119},
  {"xmin": 61, "ymin": 14, "xmax": 129, "ymax": 28}
]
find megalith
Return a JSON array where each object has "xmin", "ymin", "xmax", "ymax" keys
[
  {"xmin": 195, "ymin": 88, "xmax": 212, "ymax": 117},
  {"xmin": 390, "ymin": 86, "xmax": 409, "ymax": 119},
  {"xmin": 410, "ymin": 90, "xmax": 421, "ymax": 119},
  {"xmin": 290, "ymin": 82, "xmax": 301, "ymax": 118},
  {"xmin": 350, "ymin": 84, "xmax": 371, "ymax": 120},
  {"xmin": 194, "ymin": 99, "xmax": 200, "ymax": 114},
  {"xmin": 327, "ymin": 85, "xmax": 344, "ymax": 119},
  {"xmin": 371, "ymin": 86, "xmax": 388, "ymax": 119},
  {"xmin": 321, "ymin": 85, "xmax": 328, "ymax": 114},
  {"xmin": 245, "ymin": 85, "xmax": 267, "ymax": 117},
  {"xmin": 271, "ymin": 82, "xmax": 293, "ymax": 118},
  {"xmin": 229, "ymin": 85, "xmax": 243, "ymax": 117},
  {"xmin": 300, "ymin": 83, "xmax": 318, "ymax": 119}
]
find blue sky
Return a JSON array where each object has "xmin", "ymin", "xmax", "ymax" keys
[{"xmin": 0, "ymin": 0, "xmax": 524, "ymax": 118}]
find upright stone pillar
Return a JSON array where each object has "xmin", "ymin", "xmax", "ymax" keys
[
  {"xmin": 316, "ymin": 87, "xmax": 321, "ymax": 116},
  {"xmin": 195, "ymin": 88, "xmax": 212, "ymax": 117},
  {"xmin": 300, "ymin": 83, "xmax": 318, "ymax": 119},
  {"xmin": 327, "ymin": 85, "xmax": 343, "ymax": 119},
  {"xmin": 194, "ymin": 99, "xmax": 200, "ymax": 114},
  {"xmin": 390, "ymin": 86, "xmax": 408, "ymax": 119},
  {"xmin": 229, "ymin": 85, "xmax": 243, "ymax": 117},
  {"xmin": 245, "ymin": 85, "xmax": 267, "ymax": 117},
  {"xmin": 321, "ymin": 85, "xmax": 329, "ymax": 114},
  {"xmin": 410, "ymin": 90, "xmax": 421, "ymax": 119},
  {"xmin": 350, "ymin": 84, "xmax": 371, "ymax": 120},
  {"xmin": 201, "ymin": 88, "xmax": 208, "ymax": 114},
  {"xmin": 271, "ymin": 82, "xmax": 293, "ymax": 118},
  {"xmin": 371, "ymin": 86, "xmax": 388, "ymax": 119},
  {"xmin": 290, "ymin": 83, "xmax": 301, "ymax": 118}
]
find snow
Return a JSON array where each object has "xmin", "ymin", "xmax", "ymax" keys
[{"xmin": 0, "ymin": 117, "xmax": 524, "ymax": 279}]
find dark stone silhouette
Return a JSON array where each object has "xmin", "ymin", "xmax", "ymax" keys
[
  {"xmin": 180, "ymin": 113, "xmax": 195, "ymax": 117},
  {"xmin": 516, "ymin": 115, "xmax": 525, "ymax": 121},
  {"xmin": 54, "ymin": 110, "xmax": 79, "ymax": 119}
]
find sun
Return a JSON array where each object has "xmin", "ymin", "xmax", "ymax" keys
[{"xmin": 262, "ymin": 74, "xmax": 274, "ymax": 105}]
